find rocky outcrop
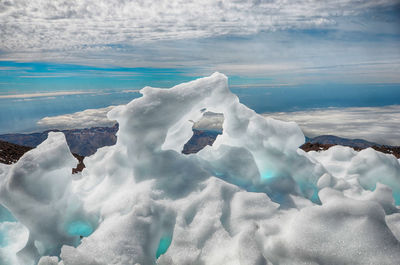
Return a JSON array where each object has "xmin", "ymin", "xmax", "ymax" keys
[
  {"xmin": 0, "ymin": 139, "xmax": 33, "ymax": 164},
  {"xmin": 0, "ymin": 139, "xmax": 85, "ymax": 173}
]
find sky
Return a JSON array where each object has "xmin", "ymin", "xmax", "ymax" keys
[{"xmin": 0, "ymin": 0, "xmax": 400, "ymax": 143}]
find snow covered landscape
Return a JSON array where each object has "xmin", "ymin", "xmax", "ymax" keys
[{"xmin": 1, "ymin": 73, "xmax": 400, "ymax": 265}]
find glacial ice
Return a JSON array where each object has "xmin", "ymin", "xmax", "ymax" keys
[{"xmin": 1, "ymin": 73, "xmax": 400, "ymax": 264}]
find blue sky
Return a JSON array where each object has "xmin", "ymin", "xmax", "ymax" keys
[{"xmin": 0, "ymin": 0, "xmax": 399, "ymax": 134}]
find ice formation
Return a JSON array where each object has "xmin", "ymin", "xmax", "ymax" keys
[{"xmin": 1, "ymin": 73, "xmax": 400, "ymax": 265}]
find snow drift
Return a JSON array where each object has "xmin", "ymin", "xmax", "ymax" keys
[{"xmin": 1, "ymin": 73, "xmax": 400, "ymax": 265}]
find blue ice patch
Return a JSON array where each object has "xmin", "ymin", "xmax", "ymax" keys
[
  {"xmin": 0, "ymin": 224, "xmax": 10, "ymax": 247},
  {"xmin": 156, "ymin": 236, "xmax": 172, "ymax": 259},
  {"xmin": 393, "ymin": 191, "xmax": 400, "ymax": 206},
  {"xmin": 261, "ymin": 171, "xmax": 274, "ymax": 180},
  {"xmin": 0, "ymin": 205, "xmax": 16, "ymax": 222},
  {"xmin": 0, "ymin": 231, "xmax": 6, "ymax": 247},
  {"xmin": 66, "ymin": 221, "xmax": 93, "ymax": 237}
]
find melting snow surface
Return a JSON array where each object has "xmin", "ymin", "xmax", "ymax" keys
[{"xmin": 1, "ymin": 73, "xmax": 400, "ymax": 265}]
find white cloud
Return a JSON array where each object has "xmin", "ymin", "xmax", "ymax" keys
[
  {"xmin": 264, "ymin": 105, "xmax": 400, "ymax": 146},
  {"xmin": 36, "ymin": 106, "xmax": 117, "ymax": 130},
  {"xmin": 193, "ymin": 112, "xmax": 224, "ymax": 132},
  {"xmin": 0, "ymin": 91, "xmax": 94, "ymax": 99},
  {"xmin": 121, "ymin": 89, "xmax": 141, "ymax": 93}
]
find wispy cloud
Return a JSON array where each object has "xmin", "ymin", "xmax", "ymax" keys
[
  {"xmin": 0, "ymin": 1, "xmax": 399, "ymax": 84},
  {"xmin": 265, "ymin": 105, "xmax": 400, "ymax": 146},
  {"xmin": 12, "ymin": 97, "xmax": 57, "ymax": 102},
  {"xmin": 1, "ymin": 1, "xmax": 398, "ymax": 62},
  {"xmin": 19, "ymin": 75, "xmax": 72, "ymax": 78},
  {"xmin": 0, "ymin": 91, "xmax": 94, "ymax": 99},
  {"xmin": 121, "ymin": 89, "xmax": 141, "ymax": 93},
  {"xmin": 230, "ymin": 83, "xmax": 294, "ymax": 88}
]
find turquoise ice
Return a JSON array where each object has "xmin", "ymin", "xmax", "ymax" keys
[
  {"xmin": 156, "ymin": 236, "xmax": 172, "ymax": 259},
  {"xmin": 66, "ymin": 221, "xmax": 93, "ymax": 237}
]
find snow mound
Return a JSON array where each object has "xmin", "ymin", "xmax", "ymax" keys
[{"xmin": 1, "ymin": 73, "xmax": 400, "ymax": 265}]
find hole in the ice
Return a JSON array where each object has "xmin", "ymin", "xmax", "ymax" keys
[
  {"xmin": 156, "ymin": 236, "xmax": 172, "ymax": 259},
  {"xmin": 66, "ymin": 220, "xmax": 93, "ymax": 237},
  {"xmin": 182, "ymin": 111, "xmax": 224, "ymax": 154}
]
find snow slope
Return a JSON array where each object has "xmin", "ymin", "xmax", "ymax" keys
[{"xmin": 1, "ymin": 73, "xmax": 400, "ymax": 265}]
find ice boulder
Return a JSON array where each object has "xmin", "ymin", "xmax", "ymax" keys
[{"xmin": 0, "ymin": 133, "xmax": 90, "ymax": 264}]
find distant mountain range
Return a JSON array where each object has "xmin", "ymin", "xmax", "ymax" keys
[
  {"xmin": 305, "ymin": 135, "xmax": 380, "ymax": 149},
  {"xmin": 0, "ymin": 126, "xmax": 399, "ymax": 168},
  {"xmin": 303, "ymin": 135, "xmax": 400, "ymax": 158},
  {"xmin": 0, "ymin": 124, "xmax": 118, "ymax": 157}
]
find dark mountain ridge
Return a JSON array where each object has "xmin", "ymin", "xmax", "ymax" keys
[
  {"xmin": 0, "ymin": 124, "xmax": 118, "ymax": 157},
  {"xmin": 306, "ymin": 135, "xmax": 380, "ymax": 149},
  {"xmin": 1, "ymin": 127, "xmax": 399, "ymax": 172}
]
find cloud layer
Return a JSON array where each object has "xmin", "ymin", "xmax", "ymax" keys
[
  {"xmin": 36, "ymin": 106, "xmax": 224, "ymax": 132},
  {"xmin": 1, "ymin": 0, "xmax": 397, "ymax": 53},
  {"xmin": 37, "ymin": 104, "xmax": 400, "ymax": 146},
  {"xmin": 1, "ymin": 0, "xmax": 399, "ymax": 84},
  {"xmin": 265, "ymin": 105, "xmax": 400, "ymax": 146}
]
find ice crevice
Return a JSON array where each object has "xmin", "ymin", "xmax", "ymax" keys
[{"xmin": 1, "ymin": 73, "xmax": 400, "ymax": 264}]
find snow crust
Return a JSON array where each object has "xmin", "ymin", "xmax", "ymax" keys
[{"xmin": 1, "ymin": 73, "xmax": 400, "ymax": 265}]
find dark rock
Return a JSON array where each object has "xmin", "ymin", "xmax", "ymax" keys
[
  {"xmin": 0, "ymin": 139, "xmax": 86, "ymax": 174},
  {"xmin": 182, "ymin": 129, "xmax": 221, "ymax": 154},
  {"xmin": 0, "ymin": 140, "xmax": 33, "ymax": 164}
]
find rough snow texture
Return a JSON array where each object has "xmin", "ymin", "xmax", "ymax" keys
[{"xmin": 1, "ymin": 73, "xmax": 400, "ymax": 265}]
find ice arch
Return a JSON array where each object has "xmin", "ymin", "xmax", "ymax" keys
[
  {"xmin": 108, "ymin": 72, "xmax": 324, "ymax": 200},
  {"xmin": 0, "ymin": 73, "xmax": 400, "ymax": 265}
]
